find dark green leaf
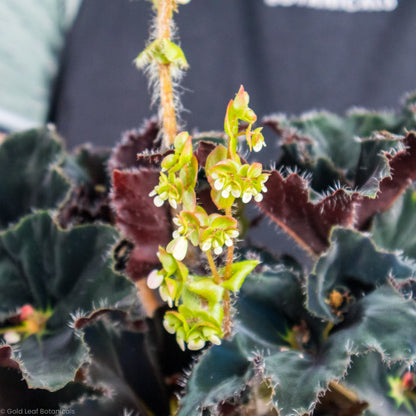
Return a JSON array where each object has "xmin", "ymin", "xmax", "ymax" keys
[
  {"xmin": 0, "ymin": 366, "xmax": 93, "ymax": 411},
  {"xmin": 59, "ymin": 145, "xmax": 113, "ymax": 227},
  {"xmin": 73, "ymin": 310, "xmax": 169, "ymax": 416},
  {"xmin": 0, "ymin": 212, "xmax": 137, "ymax": 390},
  {"xmin": 0, "ymin": 128, "xmax": 70, "ymax": 228},
  {"xmin": 307, "ymin": 227, "xmax": 416, "ymax": 322},
  {"xmin": 180, "ymin": 258, "xmax": 416, "ymax": 415},
  {"xmin": 344, "ymin": 352, "xmax": 413, "ymax": 416},
  {"xmin": 372, "ymin": 188, "xmax": 416, "ymax": 260}
]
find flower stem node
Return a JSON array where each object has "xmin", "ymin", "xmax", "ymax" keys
[{"xmin": 135, "ymin": 38, "xmax": 188, "ymax": 70}]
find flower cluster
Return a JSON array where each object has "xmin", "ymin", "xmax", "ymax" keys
[
  {"xmin": 225, "ymin": 85, "xmax": 267, "ymax": 155},
  {"xmin": 209, "ymin": 160, "xmax": 269, "ymax": 204},
  {"xmin": 148, "ymin": 247, "xmax": 259, "ymax": 350},
  {"xmin": 149, "ymin": 132, "xmax": 197, "ymax": 212},
  {"xmin": 147, "ymin": 87, "xmax": 268, "ymax": 350},
  {"xmin": 163, "ymin": 307, "xmax": 222, "ymax": 351},
  {"xmin": 167, "ymin": 209, "xmax": 239, "ymax": 260}
]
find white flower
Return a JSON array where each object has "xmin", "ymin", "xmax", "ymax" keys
[
  {"xmin": 188, "ymin": 338, "xmax": 205, "ymax": 351},
  {"xmin": 221, "ymin": 186, "xmax": 231, "ymax": 199},
  {"xmin": 208, "ymin": 334, "xmax": 221, "ymax": 345},
  {"xmin": 214, "ymin": 246, "xmax": 223, "ymax": 255},
  {"xmin": 153, "ymin": 196, "xmax": 164, "ymax": 207},
  {"xmin": 214, "ymin": 178, "xmax": 225, "ymax": 190},
  {"xmin": 169, "ymin": 198, "xmax": 178, "ymax": 209},
  {"xmin": 242, "ymin": 192, "xmax": 252, "ymax": 203},
  {"xmin": 253, "ymin": 141, "xmax": 264, "ymax": 152},
  {"xmin": 159, "ymin": 287, "xmax": 174, "ymax": 308},
  {"xmin": 3, "ymin": 331, "xmax": 20, "ymax": 344},
  {"xmin": 177, "ymin": 337, "xmax": 186, "ymax": 352},
  {"xmin": 201, "ymin": 239, "xmax": 212, "ymax": 252},
  {"xmin": 167, "ymin": 236, "xmax": 188, "ymax": 261},
  {"xmin": 147, "ymin": 269, "xmax": 164, "ymax": 289},
  {"xmin": 163, "ymin": 318, "xmax": 176, "ymax": 334}
]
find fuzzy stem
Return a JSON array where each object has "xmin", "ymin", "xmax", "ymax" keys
[
  {"xmin": 322, "ymin": 321, "xmax": 334, "ymax": 340},
  {"xmin": 222, "ymin": 206, "xmax": 235, "ymax": 338},
  {"xmin": 206, "ymin": 250, "xmax": 221, "ymax": 284},
  {"xmin": 224, "ymin": 206, "xmax": 234, "ymax": 280},
  {"xmin": 158, "ymin": 63, "xmax": 177, "ymax": 147},
  {"xmin": 156, "ymin": 0, "xmax": 177, "ymax": 148},
  {"xmin": 222, "ymin": 290, "xmax": 232, "ymax": 337}
]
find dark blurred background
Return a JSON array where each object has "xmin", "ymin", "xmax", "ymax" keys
[{"xmin": 50, "ymin": 0, "xmax": 416, "ymax": 148}]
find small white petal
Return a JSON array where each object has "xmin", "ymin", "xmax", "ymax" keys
[
  {"xmin": 242, "ymin": 192, "xmax": 252, "ymax": 203},
  {"xmin": 177, "ymin": 337, "xmax": 186, "ymax": 351},
  {"xmin": 254, "ymin": 193, "xmax": 263, "ymax": 202},
  {"xmin": 171, "ymin": 237, "xmax": 188, "ymax": 261},
  {"xmin": 169, "ymin": 199, "xmax": 178, "ymax": 209},
  {"xmin": 225, "ymin": 238, "xmax": 233, "ymax": 247},
  {"xmin": 262, "ymin": 185, "xmax": 268, "ymax": 193},
  {"xmin": 231, "ymin": 188, "xmax": 241, "ymax": 198},
  {"xmin": 3, "ymin": 331, "xmax": 21, "ymax": 344},
  {"xmin": 211, "ymin": 172, "xmax": 219, "ymax": 180},
  {"xmin": 163, "ymin": 319, "xmax": 176, "ymax": 334},
  {"xmin": 253, "ymin": 142, "xmax": 263, "ymax": 152},
  {"xmin": 229, "ymin": 230, "xmax": 239, "ymax": 238},
  {"xmin": 214, "ymin": 246, "xmax": 223, "ymax": 255},
  {"xmin": 147, "ymin": 269, "xmax": 164, "ymax": 289},
  {"xmin": 201, "ymin": 240, "xmax": 212, "ymax": 252},
  {"xmin": 159, "ymin": 288, "xmax": 171, "ymax": 305},
  {"xmin": 222, "ymin": 189, "xmax": 230, "ymax": 198},
  {"xmin": 188, "ymin": 338, "xmax": 205, "ymax": 351},
  {"xmin": 167, "ymin": 297, "xmax": 173, "ymax": 308},
  {"xmin": 172, "ymin": 230, "xmax": 180, "ymax": 239},
  {"xmin": 148, "ymin": 190, "xmax": 157, "ymax": 197},
  {"xmin": 209, "ymin": 335, "xmax": 222, "ymax": 345},
  {"xmin": 214, "ymin": 178, "xmax": 225, "ymax": 191},
  {"xmin": 173, "ymin": 217, "xmax": 181, "ymax": 226},
  {"xmin": 160, "ymin": 192, "xmax": 168, "ymax": 199},
  {"xmin": 154, "ymin": 196, "xmax": 164, "ymax": 207}
]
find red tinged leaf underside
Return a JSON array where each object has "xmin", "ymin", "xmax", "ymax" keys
[
  {"xmin": 257, "ymin": 132, "xmax": 416, "ymax": 256},
  {"xmin": 256, "ymin": 171, "xmax": 357, "ymax": 256},
  {"xmin": 108, "ymin": 119, "xmax": 159, "ymax": 171},
  {"xmin": 355, "ymin": 132, "xmax": 416, "ymax": 228},
  {"xmin": 112, "ymin": 169, "xmax": 172, "ymax": 280},
  {"xmin": 194, "ymin": 141, "xmax": 216, "ymax": 167}
]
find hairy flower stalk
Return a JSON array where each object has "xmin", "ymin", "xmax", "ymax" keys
[
  {"xmin": 136, "ymin": 0, "xmax": 189, "ymax": 149},
  {"xmin": 156, "ymin": 0, "xmax": 177, "ymax": 146},
  {"xmin": 133, "ymin": 0, "xmax": 190, "ymax": 315}
]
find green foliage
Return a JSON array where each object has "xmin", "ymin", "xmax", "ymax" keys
[
  {"xmin": 179, "ymin": 239, "xmax": 416, "ymax": 415},
  {"xmin": 0, "ymin": 212, "xmax": 137, "ymax": 390},
  {"xmin": 372, "ymin": 188, "xmax": 416, "ymax": 259},
  {"xmin": 307, "ymin": 227, "xmax": 416, "ymax": 323},
  {"xmin": 145, "ymin": 87, "xmax": 269, "ymax": 351},
  {"xmin": 0, "ymin": 128, "xmax": 69, "ymax": 228},
  {"xmin": 3, "ymin": 81, "xmax": 416, "ymax": 416}
]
